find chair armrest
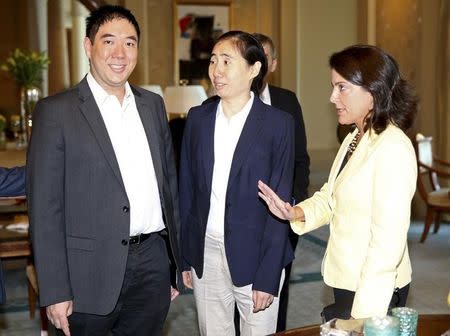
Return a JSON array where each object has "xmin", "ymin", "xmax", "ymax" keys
[
  {"xmin": 433, "ymin": 157, "xmax": 450, "ymax": 168},
  {"xmin": 418, "ymin": 161, "xmax": 450, "ymax": 178}
]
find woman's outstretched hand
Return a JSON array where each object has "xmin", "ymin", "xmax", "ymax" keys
[{"xmin": 258, "ymin": 180, "xmax": 298, "ymax": 221}]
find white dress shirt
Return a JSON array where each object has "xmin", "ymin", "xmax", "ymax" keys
[
  {"xmin": 87, "ymin": 73, "xmax": 165, "ymax": 236},
  {"xmin": 206, "ymin": 92, "xmax": 254, "ymax": 237},
  {"xmin": 260, "ymin": 83, "xmax": 272, "ymax": 105}
]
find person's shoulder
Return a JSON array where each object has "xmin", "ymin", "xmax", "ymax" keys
[
  {"xmin": 378, "ymin": 124, "xmax": 411, "ymax": 142},
  {"xmin": 202, "ymin": 95, "xmax": 220, "ymax": 106},
  {"xmin": 371, "ymin": 124, "xmax": 414, "ymax": 154},
  {"xmin": 134, "ymin": 86, "xmax": 164, "ymax": 102},
  {"xmin": 259, "ymin": 98, "xmax": 293, "ymax": 124},
  {"xmin": 188, "ymin": 97, "xmax": 218, "ymax": 117},
  {"xmin": 269, "ymin": 85, "xmax": 297, "ymax": 98},
  {"xmin": 41, "ymin": 85, "xmax": 78, "ymax": 103}
]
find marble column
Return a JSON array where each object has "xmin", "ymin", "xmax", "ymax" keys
[
  {"xmin": 47, "ymin": 0, "xmax": 70, "ymax": 95},
  {"xmin": 71, "ymin": 0, "xmax": 89, "ymax": 85}
]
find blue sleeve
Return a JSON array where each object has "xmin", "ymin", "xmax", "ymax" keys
[{"xmin": 0, "ymin": 166, "xmax": 26, "ymax": 197}]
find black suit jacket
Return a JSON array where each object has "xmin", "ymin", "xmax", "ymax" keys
[
  {"xmin": 268, "ymin": 85, "xmax": 309, "ymax": 202},
  {"xmin": 204, "ymin": 86, "xmax": 310, "ymax": 202},
  {"xmin": 27, "ymin": 78, "xmax": 181, "ymax": 315}
]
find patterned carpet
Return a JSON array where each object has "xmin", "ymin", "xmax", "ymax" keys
[{"xmin": 1, "ymin": 222, "xmax": 448, "ymax": 335}]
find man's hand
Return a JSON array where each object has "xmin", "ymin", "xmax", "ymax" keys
[
  {"xmin": 182, "ymin": 271, "xmax": 193, "ymax": 289},
  {"xmin": 252, "ymin": 290, "xmax": 274, "ymax": 313},
  {"xmin": 170, "ymin": 286, "xmax": 180, "ymax": 301},
  {"xmin": 46, "ymin": 300, "xmax": 73, "ymax": 336}
]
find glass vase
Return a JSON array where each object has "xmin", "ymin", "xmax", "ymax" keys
[{"xmin": 19, "ymin": 85, "xmax": 41, "ymax": 147}]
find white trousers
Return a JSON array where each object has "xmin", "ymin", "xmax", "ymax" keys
[{"xmin": 192, "ymin": 233, "xmax": 284, "ymax": 336}]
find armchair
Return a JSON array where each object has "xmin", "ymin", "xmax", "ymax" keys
[{"xmin": 414, "ymin": 134, "xmax": 450, "ymax": 242}]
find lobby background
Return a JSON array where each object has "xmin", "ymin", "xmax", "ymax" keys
[{"xmin": 0, "ymin": 0, "xmax": 448, "ymax": 215}]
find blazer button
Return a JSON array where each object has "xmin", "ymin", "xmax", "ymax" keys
[
  {"xmin": 122, "ymin": 206, "xmax": 129, "ymax": 213},
  {"xmin": 121, "ymin": 239, "xmax": 128, "ymax": 246}
]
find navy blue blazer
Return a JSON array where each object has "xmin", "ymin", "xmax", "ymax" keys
[{"xmin": 179, "ymin": 96, "xmax": 295, "ymax": 295}]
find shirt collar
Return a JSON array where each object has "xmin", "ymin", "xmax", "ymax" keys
[
  {"xmin": 260, "ymin": 83, "xmax": 271, "ymax": 105},
  {"xmin": 216, "ymin": 91, "xmax": 254, "ymax": 122},
  {"xmin": 86, "ymin": 72, "xmax": 132, "ymax": 107}
]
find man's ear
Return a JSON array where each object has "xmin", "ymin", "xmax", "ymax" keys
[
  {"xmin": 83, "ymin": 37, "xmax": 92, "ymax": 58},
  {"xmin": 269, "ymin": 58, "xmax": 278, "ymax": 74}
]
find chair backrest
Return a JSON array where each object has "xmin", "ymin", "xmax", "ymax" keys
[
  {"xmin": 416, "ymin": 134, "xmax": 433, "ymax": 169},
  {"xmin": 414, "ymin": 134, "xmax": 441, "ymax": 202}
]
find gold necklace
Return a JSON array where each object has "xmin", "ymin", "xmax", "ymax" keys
[{"xmin": 347, "ymin": 131, "xmax": 361, "ymax": 157}]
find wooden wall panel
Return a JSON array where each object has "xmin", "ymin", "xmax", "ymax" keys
[{"xmin": 0, "ymin": 0, "xmax": 32, "ymax": 116}]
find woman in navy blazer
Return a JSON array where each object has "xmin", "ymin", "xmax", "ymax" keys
[{"xmin": 179, "ymin": 31, "xmax": 295, "ymax": 335}]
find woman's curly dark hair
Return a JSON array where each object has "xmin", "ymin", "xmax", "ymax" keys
[{"xmin": 329, "ymin": 45, "xmax": 417, "ymax": 134}]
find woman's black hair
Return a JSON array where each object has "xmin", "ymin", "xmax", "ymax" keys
[
  {"xmin": 329, "ymin": 44, "xmax": 417, "ymax": 133},
  {"xmin": 214, "ymin": 31, "xmax": 268, "ymax": 95}
]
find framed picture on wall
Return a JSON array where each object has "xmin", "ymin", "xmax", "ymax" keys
[{"xmin": 173, "ymin": 0, "xmax": 232, "ymax": 90}]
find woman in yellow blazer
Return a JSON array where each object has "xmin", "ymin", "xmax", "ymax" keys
[{"xmin": 258, "ymin": 45, "xmax": 418, "ymax": 320}]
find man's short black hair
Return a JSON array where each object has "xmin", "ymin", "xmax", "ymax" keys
[{"xmin": 86, "ymin": 5, "xmax": 140, "ymax": 43}]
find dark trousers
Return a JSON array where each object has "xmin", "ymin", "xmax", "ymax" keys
[
  {"xmin": 322, "ymin": 284, "xmax": 410, "ymax": 322},
  {"xmin": 57, "ymin": 233, "xmax": 171, "ymax": 336}
]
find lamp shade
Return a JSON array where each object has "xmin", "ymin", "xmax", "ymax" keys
[
  {"xmin": 164, "ymin": 85, "xmax": 207, "ymax": 115},
  {"xmin": 140, "ymin": 85, "xmax": 164, "ymax": 98}
]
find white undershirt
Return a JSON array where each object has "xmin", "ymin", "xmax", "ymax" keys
[
  {"xmin": 260, "ymin": 83, "xmax": 272, "ymax": 105},
  {"xmin": 206, "ymin": 92, "xmax": 254, "ymax": 237},
  {"xmin": 87, "ymin": 73, "xmax": 165, "ymax": 236}
]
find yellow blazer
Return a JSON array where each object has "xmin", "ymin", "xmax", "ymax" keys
[{"xmin": 291, "ymin": 124, "xmax": 417, "ymax": 318}]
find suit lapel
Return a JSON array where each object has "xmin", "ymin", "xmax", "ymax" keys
[
  {"xmin": 333, "ymin": 130, "xmax": 370, "ymax": 190},
  {"xmin": 227, "ymin": 97, "xmax": 264, "ymax": 188},
  {"xmin": 77, "ymin": 79, "xmax": 126, "ymax": 193},
  {"xmin": 202, "ymin": 103, "xmax": 217, "ymax": 194},
  {"xmin": 133, "ymin": 88, "xmax": 165, "ymax": 193}
]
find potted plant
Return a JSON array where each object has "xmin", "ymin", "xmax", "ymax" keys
[{"xmin": 1, "ymin": 49, "xmax": 50, "ymax": 145}]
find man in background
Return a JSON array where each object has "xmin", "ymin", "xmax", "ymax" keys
[
  {"xmin": 27, "ymin": 5, "xmax": 181, "ymax": 336},
  {"xmin": 253, "ymin": 33, "xmax": 310, "ymax": 332}
]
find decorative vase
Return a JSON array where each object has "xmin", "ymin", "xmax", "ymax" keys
[
  {"xmin": 0, "ymin": 131, "xmax": 6, "ymax": 151},
  {"xmin": 19, "ymin": 85, "xmax": 41, "ymax": 146}
]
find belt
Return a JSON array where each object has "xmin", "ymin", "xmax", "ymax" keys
[{"xmin": 129, "ymin": 229, "xmax": 166, "ymax": 245}]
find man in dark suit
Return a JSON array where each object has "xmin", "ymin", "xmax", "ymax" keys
[
  {"xmin": 27, "ymin": 5, "xmax": 181, "ymax": 336},
  {"xmin": 253, "ymin": 33, "xmax": 310, "ymax": 332},
  {"xmin": 0, "ymin": 166, "xmax": 26, "ymax": 304}
]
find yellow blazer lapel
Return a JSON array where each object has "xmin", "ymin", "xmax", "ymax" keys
[{"xmin": 329, "ymin": 128, "xmax": 358, "ymax": 192}]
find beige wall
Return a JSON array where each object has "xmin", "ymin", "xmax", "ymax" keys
[
  {"xmin": 125, "ymin": 0, "xmax": 280, "ymax": 88},
  {"xmin": 296, "ymin": 0, "xmax": 358, "ymax": 151},
  {"xmin": 1, "ymin": 0, "xmax": 445, "ymax": 157}
]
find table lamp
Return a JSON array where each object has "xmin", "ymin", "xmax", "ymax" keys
[
  {"xmin": 140, "ymin": 85, "xmax": 164, "ymax": 98},
  {"xmin": 163, "ymin": 84, "xmax": 207, "ymax": 119}
]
